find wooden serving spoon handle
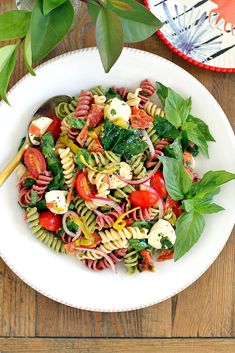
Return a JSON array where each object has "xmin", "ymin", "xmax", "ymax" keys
[{"xmin": 0, "ymin": 140, "xmax": 30, "ymax": 187}]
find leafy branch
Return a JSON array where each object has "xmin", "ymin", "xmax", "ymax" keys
[{"xmin": 0, "ymin": 0, "xmax": 162, "ymax": 104}]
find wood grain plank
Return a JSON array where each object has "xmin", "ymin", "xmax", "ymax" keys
[
  {"xmin": 0, "ymin": 259, "xmax": 35, "ymax": 337},
  {"xmin": 0, "ymin": 338, "xmax": 235, "ymax": 353}
]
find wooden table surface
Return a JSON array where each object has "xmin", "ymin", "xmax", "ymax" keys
[{"xmin": 0, "ymin": 1, "xmax": 235, "ymax": 352}]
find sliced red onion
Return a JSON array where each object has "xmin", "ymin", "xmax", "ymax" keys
[
  {"xmin": 157, "ymin": 198, "xmax": 164, "ymax": 219},
  {"xmin": 77, "ymin": 246, "xmax": 117, "ymax": 273},
  {"xmin": 91, "ymin": 196, "xmax": 122, "ymax": 214},
  {"xmin": 116, "ymin": 161, "xmax": 161, "ymax": 185},
  {"xmin": 62, "ymin": 211, "xmax": 82, "ymax": 239},
  {"xmin": 142, "ymin": 129, "xmax": 155, "ymax": 157}
]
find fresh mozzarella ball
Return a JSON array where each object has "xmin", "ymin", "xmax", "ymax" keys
[
  {"xmin": 109, "ymin": 162, "xmax": 132, "ymax": 189},
  {"xmin": 28, "ymin": 117, "xmax": 53, "ymax": 145},
  {"xmin": 45, "ymin": 191, "xmax": 68, "ymax": 215},
  {"xmin": 148, "ymin": 219, "xmax": 176, "ymax": 250},
  {"xmin": 104, "ymin": 98, "xmax": 131, "ymax": 123}
]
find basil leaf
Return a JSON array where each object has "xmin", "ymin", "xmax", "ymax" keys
[
  {"xmin": 0, "ymin": 10, "xmax": 31, "ymax": 40},
  {"xmin": 105, "ymin": 88, "xmax": 122, "ymax": 101},
  {"xmin": 75, "ymin": 149, "xmax": 92, "ymax": 170},
  {"xmin": 154, "ymin": 116, "xmax": 179, "ymax": 139},
  {"xmin": 157, "ymin": 81, "xmax": 168, "ymax": 105},
  {"xmin": 182, "ymin": 199, "xmax": 224, "ymax": 214},
  {"xmin": 175, "ymin": 211, "xmax": 205, "ymax": 261},
  {"xmin": 0, "ymin": 43, "xmax": 19, "ymax": 104},
  {"xmin": 43, "ymin": 0, "xmax": 67, "ymax": 15},
  {"xmin": 187, "ymin": 144, "xmax": 199, "ymax": 157},
  {"xmin": 36, "ymin": 198, "xmax": 48, "ymax": 211},
  {"xmin": 31, "ymin": 0, "xmax": 74, "ymax": 62},
  {"xmin": 187, "ymin": 115, "xmax": 215, "ymax": 142},
  {"xmin": 160, "ymin": 156, "xmax": 192, "ymax": 200},
  {"xmin": 184, "ymin": 126, "xmax": 209, "ymax": 157},
  {"xmin": 24, "ymin": 27, "xmax": 36, "ymax": 76},
  {"xmin": 96, "ymin": 7, "xmax": 123, "ymax": 73},
  {"xmin": 128, "ymin": 238, "xmax": 151, "ymax": 252},
  {"xmin": 191, "ymin": 171, "xmax": 235, "ymax": 198},
  {"xmin": 40, "ymin": 132, "xmax": 64, "ymax": 190},
  {"xmin": 164, "ymin": 137, "xmax": 183, "ymax": 160},
  {"xmin": 165, "ymin": 88, "xmax": 192, "ymax": 128},
  {"xmin": 24, "ymin": 178, "xmax": 36, "ymax": 187},
  {"xmin": 67, "ymin": 115, "xmax": 85, "ymax": 129},
  {"xmin": 102, "ymin": 119, "xmax": 148, "ymax": 159},
  {"xmin": 131, "ymin": 221, "xmax": 153, "ymax": 230}
]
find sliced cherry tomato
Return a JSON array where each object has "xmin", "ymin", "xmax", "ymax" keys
[
  {"xmin": 129, "ymin": 190, "xmax": 159, "ymax": 208},
  {"xmin": 140, "ymin": 250, "xmax": 155, "ymax": 272},
  {"xmin": 76, "ymin": 172, "xmax": 95, "ymax": 201},
  {"xmin": 76, "ymin": 123, "xmax": 89, "ymax": 147},
  {"xmin": 39, "ymin": 211, "xmax": 62, "ymax": 231},
  {"xmin": 87, "ymin": 104, "xmax": 103, "ymax": 128},
  {"xmin": 150, "ymin": 171, "xmax": 168, "ymax": 199},
  {"xmin": 157, "ymin": 249, "xmax": 174, "ymax": 262},
  {"xmin": 165, "ymin": 196, "xmax": 184, "ymax": 218},
  {"xmin": 24, "ymin": 147, "xmax": 46, "ymax": 178},
  {"xmin": 88, "ymin": 138, "xmax": 104, "ymax": 153},
  {"xmin": 130, "ymin": 107, "xmax": 153, "ymax": 129},
  {"xmin": 46, "ymin": 115, "xmax": 61, "ymax": 140}
]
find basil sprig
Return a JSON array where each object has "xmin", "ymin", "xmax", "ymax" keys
[
  {"xmin": 154, "ymin": 82, "xmax": 215, "ymax": 157},
  {"xmin": 160, "ymin": 156, "xmax": 235, "ymax": 261}
]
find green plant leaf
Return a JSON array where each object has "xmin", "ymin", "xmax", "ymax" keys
[
  {"xmin": 43, "ymin": 0, "xmax": 67, "ymax": 15},
  {"xmin": 96, "ymin": 7, "xmax": 124, "ymax": 73},
  {"xmin": 175, "ymin": 211, "xmax": 205, "ymax": 261},
  {"xmin": 154, "ymin": 115, "xmax": 179, "ymax": 139},
  {"xmin": 182, "ymin": 199, "xmax": 224, "ymax": 214},
  {"xmin": 187, "ymin": 115, "xmax": 215, "ymax": 142},
  {"xmin": 131, "ymin": 221, "xmax": 153, "ymax": 230},
  {"xmin": 184, "ymin": 126, "xmax": 209, "ymax": 157},
  {"xmin": 67, "ymin": 115, "xmax": 85, "ymax": 129},
  {"xmin": 0, "ymin": 10, "xmax": 31, "ymax": 41},
  {"xmin": 106, "ymin": 0, "xmax": 162, "ymax": 42},
  {"xmin": 31, "ymin": 0, "xmax": 74, "ymax": 62},
  {"xmin": 157, "ymin": 81, "xmax": 168, "ymax": 105},
  {"xmin": 75, "ymin": 149, "xmax": 93, "ymax": 170},
  {"xmin": 0, "ymin": 43, "xmax": 19, "ymax": 104},
  {"xmin": 160, "ymin": 156, "xmax": 192, "ymax": 200},
  {"xmin": 24, "ymin": 28, "xmax": 36, "ymax": 76},
  {"xmin": 165, "ymin": 88, "xmax": 192, "ymax": 128},
  {"xmin": 87, "ymin": 1, "xmax": 100, "ymax": 23},
  {"xmin": 164, "ymin": 137, "xmax": 183, "ymax": 160}
]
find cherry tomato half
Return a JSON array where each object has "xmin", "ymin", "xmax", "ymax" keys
[
  {"xmin": 75, "ymin": 172, "xmax": 95, "ymax": 201},
  {"xmin": 129, "ymin": 190, "xmax": 159, "ymax": 208},
  {"xmin": 157, "ymin": 249, "xmax": 174, "ymax": 262},
  {"xmin": 47, "ymin": 115, "xmax": 61, "ymax": 140},
  {"xmin": 24, "ymin": 147, "xmax": 46, "ymax": 178},
  {"xmin": 150, "ymin": 171, "xmax": 168, "ymax": 199},
  {"xmin": 130, "ymin": 107, "xmax": 153, "ymax": 129},
  {"xmin": 140, "ymin": 250, "xmax": 155, "ymax": 272},
  {"xmin": 39, "ymin": 211, "xmax": 62, "ymax": 231}
]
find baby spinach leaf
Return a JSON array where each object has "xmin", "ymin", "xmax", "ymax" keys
[
  {"xmin": 175, "ymin": 211, "xmax": 205, "ymax": 261},
  {"xmin": 31, "ymin": 0, "xmax": 74, "ymax": 62},
  {"xmin": 0, "ymin": 10, "xmax": 31, "ymax": 41},
  {"xmin": 24, "ymin": 178, "xmax": 35, "ymax": 187},
  {"xmin": 43, "ymin": 0, "xmax": 67, "ymax": 15},
  {"xmin": 154, "ymin": 116, "xmax": 179, "ymax": 139},
  {"xmin": 164, "ymin": 137, "xmax": 183, "ymax": 161},
  {"xmin": 156, "ymin": 81, "xmax": 168, "ymax": 105},
  {"xmin": 67, "ymin": 115, "xmax": 85, "ymax": 129},
  {"xmin": 160, "ymin": 156, "xmax": 192, "ymax": 201},
  {"xmin": 187, "ymin": 115, "xmax": 215, "ymax": 142},
  {"xmin": 36, "ymin": 198, "xmax": 48, "ymax": 211},
  {"xmin": 96, "ymin": 7, "xmax": 123, "ymax": 73},
  {"xmin": 131, "ymin": 221, "xmax": 153, "ymax": 230},
  {"xmin": 40, "ymin": 132, "xmax": 64, "ymax": 190},
  {"xmin": 165, "ymin": 88, "xmax": 192, "ymax": 128},
  {"xmin": 160, "ymin": 236, "xmax": 174, "ymax": 250},
  {"xmin": 102, "ymin": 119, "xmax": 148, "ymax": 159},
  {"xmin": 66, "ymin": 220, "xmax": 78, "ymax": 233},
  {"xmin": 128, "ymin": 238, "xmax": 152, "ymax": 252}
]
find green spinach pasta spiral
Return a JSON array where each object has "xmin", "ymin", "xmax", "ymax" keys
[
  {"xmin": 128, "ymin": 153, "xmax": 147, "ymax": 179},
  {"xmin": 124, "ymin": 247, "xmax": 140, "ymax": 275},
  {"xmin": 55, "ymin": 98, "xmax": 77, "ymax": 118},
  {"xmin": 74, "ymin": 197, "xmax": 97, "ymax": 233}
]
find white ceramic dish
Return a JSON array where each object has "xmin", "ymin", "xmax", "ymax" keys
[{"xmin": 0, "ymin": 48, "xmax": 234, "ymax": 312}]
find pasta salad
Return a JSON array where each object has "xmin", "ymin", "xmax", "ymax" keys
[{"xmin": 17, "ymin": 80, "xmax": 235, "ymax": 274}]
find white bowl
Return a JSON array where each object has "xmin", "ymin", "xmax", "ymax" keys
[{"xmin": 0, "ymin": 48, "xmax": 234, "ymax": 312}]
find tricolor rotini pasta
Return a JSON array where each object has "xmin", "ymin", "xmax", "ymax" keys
[{"xmin": 16, "ymin": 79, "xmax": 234, "ymax": 274}]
